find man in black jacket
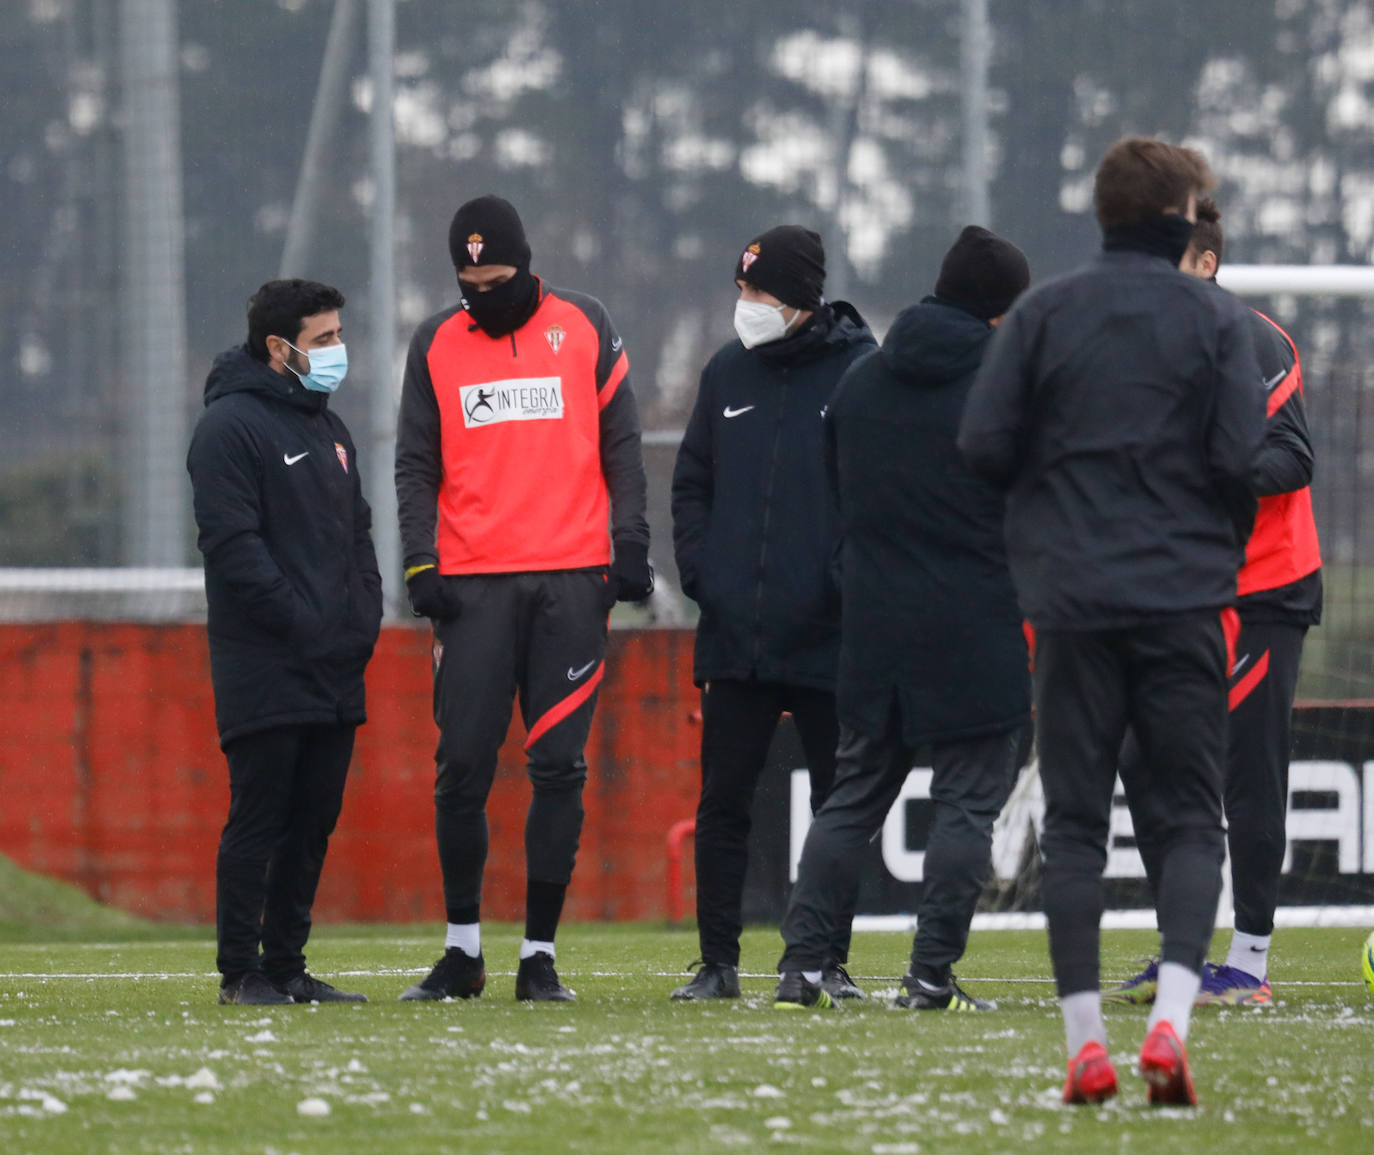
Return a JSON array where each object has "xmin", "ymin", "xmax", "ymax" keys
[
  {"xmin": 1107, "ymin": 197, "xmax": 1323, "ymax": 1009},
  {"xmin": 959, "ymin": 139, "xmax": 1265, "ymax": 1107},
  {"xmin": 773, "ymin": 226, "xmax": 1031, "ymax": 1014},
  {"xmin": 670, "ymin": 225, "xmax": 875, "ymax": 1001},
  {"xmin": 187, "ymin": 279, "xmax": 383, "ymax": 1006}
]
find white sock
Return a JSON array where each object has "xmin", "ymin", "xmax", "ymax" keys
[
  {"xmin": 444, "ymin": 922, "xmax": 480, "ymax": 957},
  {"xmin": 802, "ymin": 970, "xmax": 823, "ymax": 985},
  {"xmin": 1148, "ymin": 961, "xmax": 1200, "ymax": 1042},
  {"xmin": 520, "ymin": 939, "xmax": 556, "ymax": 961},
  {"xmin": 1224, "ymin": 931, "xmax": 1270, "ymax": 979},
  {"xmin": 1061, "ymin": 990, "xmax": 1106, "ymax": 1056}
]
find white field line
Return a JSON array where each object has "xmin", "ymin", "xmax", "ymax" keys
[
  {"xmin": 1, "ymin": 907, "xmax": 1368, "ymax": 983},
  {"xmin": 857, "ymin": 905, "xmax": 1374, "ymax": 933},
  {"xmin": 0, "ymin": 968, "xmax": 1362, "ymax": 987}
]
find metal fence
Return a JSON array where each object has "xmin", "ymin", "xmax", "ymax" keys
[{"xmin": 5, "ymin": 0, "xmax": 1374, "ymax": 698}]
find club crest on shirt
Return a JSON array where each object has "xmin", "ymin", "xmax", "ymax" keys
[
  {"xmin": 466, "ymin": 233, "xmax": 484, "ymax": 263},
  {"xmin": 545, "ymin": 324, "xmax": 566, "ymax": 354},
  {"xmin": 740, "ymin": 243, "xmax": 760, "ymax": 272},
  {"xmin": 334, "ymin": 442, "xmax": 349, "ymax": 473}
]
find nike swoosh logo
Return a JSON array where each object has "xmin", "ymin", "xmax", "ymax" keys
[
  {"xmin": 567, "ymin": 660, "xmax": 597, "ymax": 681},
  {"xmin": 1231, "ymin": 653, "xmax": 1250, "ymax": 677},
  {"xmin": 723, "ymin": 405, "xmax": 755, "ymax": 418},
  {"xmin": 611, "ymin": 337, "xmax": 623, "ymax": 353},
  {"xmin": 283, "ymin": 452, "xmax": 309, "ymax": 465},
  {"xmin": 1263, "ymin": 369, "xmax": 1286, "ymax": 392}
]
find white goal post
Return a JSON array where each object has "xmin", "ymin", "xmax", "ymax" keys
[{"xmin": 1217, "ymin": 264, "xmax": 1374, "ymax": 297}]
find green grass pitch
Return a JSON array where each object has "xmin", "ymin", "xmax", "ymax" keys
[{"xmin": 0, "ymin": 923, "xmax": 1370, "ymax": 1153}]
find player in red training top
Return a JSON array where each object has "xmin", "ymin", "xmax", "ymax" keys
[{"xmin": 395, "ymin": 196, "xmax": 650, "ymax": 1004}]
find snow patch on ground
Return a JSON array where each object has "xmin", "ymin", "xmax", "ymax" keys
[{"xmin": 185, "ymin": 1068, "xmax": 221, "ymax": 1090}]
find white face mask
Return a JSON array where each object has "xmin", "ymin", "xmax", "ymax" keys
[{"xmin": 733, "ymin": 298, "xmax": 798, "ymax": 349}]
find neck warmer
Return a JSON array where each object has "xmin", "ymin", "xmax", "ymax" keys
[
  {"xmin": 462, "ymin": 269, "xmax": 541, "ymax": 338},
  {"xmin": 1101, "ymin": 213, "xmax": 1196, "ymax": 266}
]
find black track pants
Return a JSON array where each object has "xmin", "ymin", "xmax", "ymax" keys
[
  {"xmin": 1035, "ymin": 617, "xmax": 1227, "ymax": 997},
  {"xmin": 216, "ymin": 723, "xmax": 355, "ymax": 980},
  {"xmin": 777, "ymin": 710, "xmax": 1023, "ymax": 975},
  {"xmin": 693, "ymin": 678, "xmax": 842, "ymax": 967},
  {"xmin": 1123, "ymin": 618, "xmax": 1307, "ymax": 938},
  {"xmin": 430, "ymin": 571, "xmax": 607, "ymax": 924}
]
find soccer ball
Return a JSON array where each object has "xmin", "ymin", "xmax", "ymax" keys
[{"xmin": 1364, "ymin": 931, "xmax": 1374, "ymax": 997}]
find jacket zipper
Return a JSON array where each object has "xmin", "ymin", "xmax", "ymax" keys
[
  {"xmin": 309, "ymin": 408, "xmax": 353, "ymax": 625},
  {"xmin": 752, "ymin": 370, "xmax": 788, "ymax": 666}
]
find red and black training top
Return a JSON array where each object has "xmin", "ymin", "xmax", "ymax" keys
[
  {"xmin": 396, "ymin": 282, "xmax": 648, "ymax": 575},
  {"xmin": 1238, "ymin": 310, "xmax": 1322, "ymax": 625}
]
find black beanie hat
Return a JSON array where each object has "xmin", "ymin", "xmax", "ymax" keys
[
  {"xmin": 735, "ymin": 225, "xmax": 826, "ymax": 310},
  {"xmin": 933, "ymin": 225, "xmax": 1031, "ymax": 320},
  {"xmin": 448, "ymin": 195, "xmax": 532, "ymax": 272}
]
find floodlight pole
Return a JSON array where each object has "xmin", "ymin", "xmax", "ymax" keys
[
  {"xmin": 118, "ymin": 0, "xmax": 188, "ymax": 565},
  {"xmin": 280, "ymin": 0, "xmax": 359, "ymax": 279},
  {"xmin": 960, "ymin": 0, "xmax": 991, "ymax": 227},
  {"xmin": 367, "ymin": 0, "xmax": 400, "ymax": 613}
]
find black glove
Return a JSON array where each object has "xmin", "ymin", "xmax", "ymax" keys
[
  {"xmin": 608, "ymin": 539, "xmax": 654, "ymax": 606},
  {"xmin": 406, "ymin": 566, "xmax": 461, "ymax": 621}
]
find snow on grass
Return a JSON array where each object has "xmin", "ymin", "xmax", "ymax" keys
[{"xmin": 0, "ymin": 925, "xmax": 1368, "ymax": 1152}]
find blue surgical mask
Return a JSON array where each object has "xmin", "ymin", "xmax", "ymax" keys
[{"xmin": 283, "ymin": 339, "xmax": 348, "ymax": 393}]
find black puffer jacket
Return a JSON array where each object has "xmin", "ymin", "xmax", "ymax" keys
[
  {"xmin": 187, "ymin": 345, "xmax": 383, "ymax": 746},
  {"xmin": 828, "ymin": 300, "xmax": 1030, "ymax": 745},
  {"xmin": 672, "ymin": 302, "xmax": 876, "ymax": 690}
]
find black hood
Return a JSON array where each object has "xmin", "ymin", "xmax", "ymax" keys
[
  {"xmin": 203, "ymin": 343, "xmax": 328, "ymax": 412},
  {"xmin": 879, "ymin": 298, "xmax": 992, "ymax": 387},
  {"xmin": 753, "ymin": 300, "xmax": 874, "ymax": 367}
]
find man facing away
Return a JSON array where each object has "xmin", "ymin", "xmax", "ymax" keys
[
  {"xmin": 1107, "ymin": 196, "xmax": 1322, "ymax": 1008},
  {"xmin": 772, "ymin": 226, "xmax": 1032, "ymax": 1013},
  {"xmin": 670, "ymin": 225, "xmax": 875, "ymax": 1001},
  {"xmin": 959, "ymin": 138, "xmax": 1265, "ymax": 1107},
  {"xmin": 187, "ymin": 278, "xmax": 382, "ymax": 1006},
  {"xmin": 395, "ymin": 195, "xmax": 650, "ymax": 1003}
]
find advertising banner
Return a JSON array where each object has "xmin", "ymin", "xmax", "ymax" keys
[{"xmin": 740, "ymin": 707, "xmax": 1374, "ymax": 923}]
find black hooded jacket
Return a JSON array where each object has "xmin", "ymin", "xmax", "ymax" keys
[
  {"xmin": 672, "ymin": 302, "xmax": 876, "ymax": 690},
  {"xmin": 186, "ymin": 345, "xmax": 383, "ymax": 746},
  {"xmin": 827, "ymin": 300, "xmax": 1030, "ymax": 745}
]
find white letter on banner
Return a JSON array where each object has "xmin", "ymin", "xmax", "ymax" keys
[
  {"xmin": 1365, "ymin": 762, "xmax": 1374, "ymax": 874},
  {"xmin": 1106, "ymin": 775, "xmax": 1147, "ymax": 878},
  {"xmin": 1284, "ymin": 760, "xmax": 1360, "ymax": 874},
  {"xmin": 789, "ymin": 769, "xmax": 812, "ymax": 882},
  {"xmin": 881, "ymin": 769, "xmax": 934, "ymax": 883}
]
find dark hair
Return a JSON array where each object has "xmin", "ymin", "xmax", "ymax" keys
[
  {"xmin": 1093, "ymin": 137, "xmax": 1215, "ymax": 230},
  {"xmin": 1188, "ymin": 196, "xmax": 1224, "ymax": 266},
  {"xmin": 246, "ymin": 279, "xmax": 346, "ymax": 361}
]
